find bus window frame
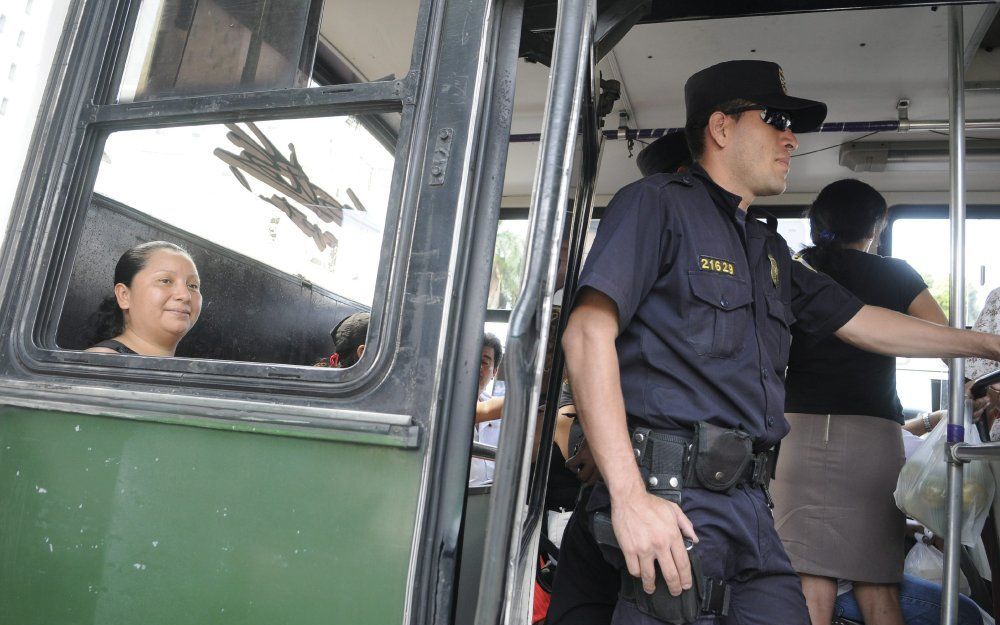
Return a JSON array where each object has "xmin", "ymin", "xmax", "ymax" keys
[{"xmin": 0, "ymin": 0, "xmax": 437, "ymax": 430}]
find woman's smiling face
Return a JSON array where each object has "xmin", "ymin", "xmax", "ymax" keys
[{"xmin": 116, "ymin": 248, "xmax": 202, "ymax": 340}]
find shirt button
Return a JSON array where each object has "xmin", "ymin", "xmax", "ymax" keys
[
  {"xmin": 767, "ymin": 417, "xmax": 775, "ymax": 426},
  {"xmin": 761, "ymin": 368, "xmax": 768, "ymax": 379},
  {"xmin": 720, "ymin": 298, "xmax": 728, "ymax": 307}
]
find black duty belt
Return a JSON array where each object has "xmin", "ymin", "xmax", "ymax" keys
[{"xmin": 630, "ymin": 423, "xmax": 777, "ymax": 507}]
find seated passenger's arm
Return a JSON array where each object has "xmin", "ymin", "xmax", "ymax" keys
[
  {"xmin": 475, "ymin": 396, "xmax": 504, "ymax": 424},
  {"xmin": 835, "ymin": 305, "xmax": 1000, "ymax": 360}
]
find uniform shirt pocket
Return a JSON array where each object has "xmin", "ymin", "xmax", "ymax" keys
[
  {"xmin": 686, "ymin": 271, "xmax": 753, "ymax": 359},
  {"xmin": 764, "ymin": 295, "xmax": 795, "ymax": 369}
]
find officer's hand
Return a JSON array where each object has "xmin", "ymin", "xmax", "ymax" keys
[
  {"xmin": 611, "ymin": 489, "xmax": 698, "ymax": 596},
  {"xmin": 565, "ymin": 439, "xmax": 601, "ymax": 485}
]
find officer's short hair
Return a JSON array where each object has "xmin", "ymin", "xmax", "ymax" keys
[
  {"xmin": 483, "ymin": 333, "xmax": 503, "ymax": 371},
  {"xmin": 684, "ymin": 98, "xmax": 755, "ymax": 162}
]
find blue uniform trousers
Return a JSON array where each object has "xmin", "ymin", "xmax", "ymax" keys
[{"xmin": 549, "ymin": 484, "xmax": 810, "ymax": 625}]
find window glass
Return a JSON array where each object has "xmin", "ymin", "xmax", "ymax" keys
[
  {"xmin": 118, "ymin": 0, "xmax": 320, "ymax": 102},
  {"xmin": 116, "ymin": 0, "xmax": 420, "ymax": 103},
  {"xmin": 891, "ymin": 218, "xmax": 1000, "ymax": 326},
  {"xmin": 59, "ymin": 116, "xmax": 392, "ymax": 367},
  {"xmin": 488, "ymin": 220, "xmax": 528, "ymax": 310},
  {"xmin": 891, "ymin": 216, "xmax": 1000, "ymax": 411},
  {"xmin": 776, "ymin": 218, "xmax": 810, "ymax": 254}
]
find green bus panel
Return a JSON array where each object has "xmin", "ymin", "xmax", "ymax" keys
[{"xmin": 0, "ymin": 406, "xmax": 421, "ymax": 625}]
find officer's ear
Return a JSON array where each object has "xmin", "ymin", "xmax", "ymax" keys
[{"xmin": 706, "ymin": 110, "xmax": 732, "ymax": 150}]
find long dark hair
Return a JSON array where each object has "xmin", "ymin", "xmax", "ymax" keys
[
  {"xmin": 89, "ymin": 241, "xmax": 191, "ymax": 344},
  {"xmin": 802, "ymin": 179, "xmax": 888, "ymax": 279}
]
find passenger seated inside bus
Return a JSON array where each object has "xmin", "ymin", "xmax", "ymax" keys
[
  {"xmin": 470, "ymin": 332, "xmax": 504, "ymax": 486},
  {"xmin": 317, "ymin": 312, "xmax": 369, "ymax": 368},
  {"xmin": 86, "ymin": 241, "xmax": 202, "ymax": 357},
  {"xmin": 771, "ymin": 179, "xmax": 948, "ymax": 625}
]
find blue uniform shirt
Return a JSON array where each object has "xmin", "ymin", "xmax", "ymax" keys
[{"xmin": 577, "ymin": 166, "xmax": 863, "ymax": 449}]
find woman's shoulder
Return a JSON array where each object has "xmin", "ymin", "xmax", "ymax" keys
[
  {"xmin": 850, "ymin": 253, "xmax": 920, "ymax": 279},
  {"xmin": 87, "ymin": 339, "xmax": 138, "ymax": 355},
  {"xmin": 84, "ymin": 346, "xmax": 119, "ymax": 354}
]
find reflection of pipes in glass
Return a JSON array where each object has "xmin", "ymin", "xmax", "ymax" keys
[{"xmin": 214, "ymin": 121, "xmax": 365, "ymax": 252}]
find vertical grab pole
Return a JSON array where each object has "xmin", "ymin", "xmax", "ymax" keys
[
  {"xmin": 941, "ymin": 5, "xmax": 967, "ymax": 625},
  {"xmin": 472, "ymin": 0, "xmax": 595, "ymax": 623}
]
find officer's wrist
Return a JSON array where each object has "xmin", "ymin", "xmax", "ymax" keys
[{"xmin": 607, "ymin": 472, "xmax": 647, "ymax": 504}]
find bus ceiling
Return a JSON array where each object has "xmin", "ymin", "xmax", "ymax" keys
[{"xmin": 518, "ymin": 0, "xmax": 992, "ymax": 66}]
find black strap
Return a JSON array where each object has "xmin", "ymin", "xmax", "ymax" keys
[
  {"xmin": 699, "ymin": 576, "xmax": 731, "ymax": 616},
  {"xmin": 91, "ymin": 339, "xmax": 137, "ymax": 355}
]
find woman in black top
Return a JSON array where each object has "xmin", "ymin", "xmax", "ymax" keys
[
  {"xmin": 86, "ymin": 241, "xmax": 202, "ymax": 356},
  {"xmin": 770, "ymin": 180, "xmax": 946, "ymax": 625}
]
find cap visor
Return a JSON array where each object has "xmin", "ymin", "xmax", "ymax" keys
[{"xmin": 754, "ymin": 94, "xmax": 827, "ymax": 133}]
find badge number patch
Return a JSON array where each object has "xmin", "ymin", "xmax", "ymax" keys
[{"xmin": 699, "ymin": 256, "xmax": 735, "ymax": 276}]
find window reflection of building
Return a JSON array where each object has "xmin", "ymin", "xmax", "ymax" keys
[{"xmin": 0, "ymin": 1, "xmax": 70, "ymax": 238}]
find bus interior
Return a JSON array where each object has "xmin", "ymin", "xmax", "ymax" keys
[{"xmin": 2, "ymin": 0, "xmax": 1000, "ymax": 624}]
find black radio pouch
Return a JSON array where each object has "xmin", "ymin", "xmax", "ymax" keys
[{"xmin": 690, "ymin": 422, "xmax": 752, "ymax": 492}]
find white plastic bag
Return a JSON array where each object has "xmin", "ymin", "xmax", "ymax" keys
[
  {"xmin": 903, "ymin": 535, "xmax": 971, "ymax": 595},
  {"xmin": 894, "ymin": 413, "xmax": 996, "ymax": 545}
]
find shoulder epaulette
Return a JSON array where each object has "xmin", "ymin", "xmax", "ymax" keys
[{"xmin": 792, "ymin": 252, "xmax": 818, "ymax": 272}]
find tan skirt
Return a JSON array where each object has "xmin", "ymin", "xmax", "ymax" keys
[{"xmin": 770, "ymin": 413, "xmax": 905, "ymax": 583}]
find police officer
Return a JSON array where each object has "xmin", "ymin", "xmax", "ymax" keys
[
  {"xmin": 557, "ymin": 59, "xmax": 1000, "ymax": 625},
  {"xmin": 546, "ymin": 128, "xmax": 693, "ymax": 625}
]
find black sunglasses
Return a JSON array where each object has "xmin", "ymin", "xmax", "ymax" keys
[{"xmin": 727, "ymin": 105, "xmax": 794, "ymax": 132}]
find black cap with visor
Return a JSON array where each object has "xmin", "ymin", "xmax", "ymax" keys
[{"xmin": 684, "ymin": 60, "xmax": 827, "ymax": 133}]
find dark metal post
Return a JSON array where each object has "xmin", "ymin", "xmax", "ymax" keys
[
  {"xmin": 941, "ymin": 5, "xmax": 967, "ymax": 625},
  {"xmin": 472, "ymin": 0, "xmax": 595, "ymax": 622}
]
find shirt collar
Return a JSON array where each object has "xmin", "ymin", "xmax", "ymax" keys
[{"xmin": 689, "ymin": 164, "xmax": 744, "ymax": 217}]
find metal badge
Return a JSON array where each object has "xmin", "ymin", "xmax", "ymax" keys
[{"xmin": 768, "ymin": 253, "xmax": 779, "ymax": 288}]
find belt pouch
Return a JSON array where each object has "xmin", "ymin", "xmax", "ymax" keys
[
  {"xmin": 692, "ymin": 422, "xmax": 752, "ymax": 492},
  {"xmin": 591, "ymin": 510, "xmax": 626, "ymax": 569},
  {"xmin": 622, "ymin": 546, "xmax": 703, "ymax": 624}
]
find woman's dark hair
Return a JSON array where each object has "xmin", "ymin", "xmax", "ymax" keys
[
  {"xmin": 89, "ymin": 241, "xmax": 191, "ymax": 344},
  {"xmin": 802, "ymin": 179, "xmax": 888, "ymax": 277}
]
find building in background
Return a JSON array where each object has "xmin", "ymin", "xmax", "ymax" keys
[{"xmin": 0, "ymin": 1, "xmax": 70, "ymax": 235}]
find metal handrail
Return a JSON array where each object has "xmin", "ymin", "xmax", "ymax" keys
[
  {"xmin": 518, "ymin": 39, "xmax": 604, "ymax": 562},
  {"xmin": 472, "ymin": 0, "xmax": 596, "ymax": 622},
  {"xmin": 472, "ymin": 442, "xmax": 498, "ymax": 461},
  {"xmin": 942, "ymin": 5, "xmax": 967, "ymax": 625}
]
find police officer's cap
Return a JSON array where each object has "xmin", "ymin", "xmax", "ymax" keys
[
  {"xmin": 331, "ymin": 312, "xmax": 370, "ymax": 353},
  {"xmin": 685, "ymin": 60, "xmax": 827, "ymax": 133},
  {"xmin": 636, "ymin": 131, "xmax": 691, "ymax": 177}
]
